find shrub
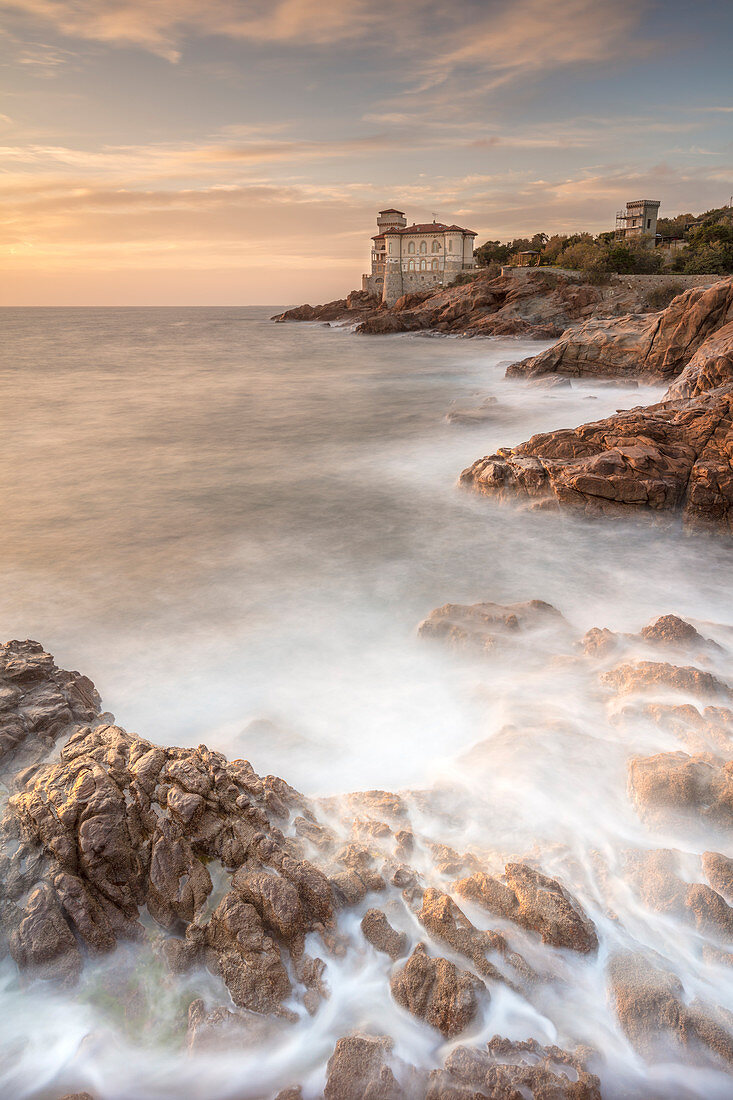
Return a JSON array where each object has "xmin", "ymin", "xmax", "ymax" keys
[{"xmin": 644, "ymin": 281, "xmax": 685, "ymax": 310}]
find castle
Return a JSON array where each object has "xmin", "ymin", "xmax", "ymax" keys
[{"xmin": 362, "ymin": 209, "xmax": 477, "ymax": 305}]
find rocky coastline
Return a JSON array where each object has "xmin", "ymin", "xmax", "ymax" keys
[{"xmin": 4, "ymin": 605, "xmax": 733, "ymax": 1098}]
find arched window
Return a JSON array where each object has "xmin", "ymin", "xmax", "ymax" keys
[
  {"xmin": 432, "ymin": 240, "xmax": 441, "ymax": 252},
  {"xmin": 420, "ymin": 259, "xmax": 427, "ymax": 270},
  {"xmin": 420, "ymin": 240, "xmax": 427, "ymax": 253},
  {"xmin": 431, "ymin": 259, "xmax": 439, "ymax": 270},
  {"xmin": 408, "ymin": 241, "xmax": 415, "ymax": 254},
  {"xmin": 408, "ymin": 260, "xmax": 415, "ymax": 270}
]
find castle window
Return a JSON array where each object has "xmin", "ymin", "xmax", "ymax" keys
[
  {"xmin": 432, "ymin": 240, "xmax": 441, "ymax": 252},
  {"xmin": 431, "ymin": 259, "xmax": 439, "ymax": 270},
  {"xmin": 420, "ymin": 241, "xmax": 427, "ymax": 253},
  {"xmin": 408, "ymin": 260, "xmax": 415, "ymax": 270},
  {"xmin": 420, "ymin": 259, "xmax": 427, "ymax": 270},
  {"xmin": 448, "ymin": 240, "xmax": 453, "ymax": 251},
  {"xmin": 408, "ymin": 241, "xmax": 415, "ymax": 254}
]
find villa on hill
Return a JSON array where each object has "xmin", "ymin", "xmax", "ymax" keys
[{"xmin": 363, "ymin": 208, "xmax": 477, "ymax": 305}]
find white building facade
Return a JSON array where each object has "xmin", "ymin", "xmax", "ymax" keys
[{"xmin": 362, "ymin": 209, "xmax": 477, "ymax": 305}]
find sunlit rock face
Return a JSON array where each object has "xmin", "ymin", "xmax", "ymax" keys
[{"xmin": 2, "ymin": 605, "xmax": 733, "ymax": 1098}]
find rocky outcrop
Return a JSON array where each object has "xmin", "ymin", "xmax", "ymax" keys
[
  {"xmin": 274, "ymin": 269, "xmax": 713, "ymax": 340},
  {"xmin": 455, "ymin": 863, "xmax": 598, "ymax": 954},
  {"xmin": 390, "ymin": 943, "xmax": 486, "ymax": 1037},
  {"xmin": 361, "ymin": 907, "xmax": 408, "ymax": 960},
  {"xmin": 0, "ymin": 640, "xmax": 101, "ymax": 778},
  {"xmin": 508, "ymin": 278, "xmax": 733, "ymax": 381},
  {"xmin": 601, "ymin": 660, "xmax": 732, "ymax": 700},
  {"xmin": 324, "ymin": 1035, "xmax": 403, "ymax": 1100},
  {"xmin": 628, "ymin": 751, "xmax": 733, "ymax": 832},
  {"xmin": 417, "ymin": 599, "xmax": 568, "ymax": 654},
  {"xmin": 428, "ymin": 1037, "xmax": 602, "ymax": 1100},
  {"xmin": 608, "ymin": 951, "xmax": 733, "ymax": 1066},
  {"xmin": 461, "ymin": 380, "xmax": 733, "ymax": 533},
  {"xmin": 462, "ymin": 278, "xmax": 733, "ymax": 534}
]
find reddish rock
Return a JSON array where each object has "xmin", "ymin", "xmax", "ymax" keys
[
  {"xmin": 418, "ymin": 599, "xmax": 568, "ymax": 654},
  {"xmin": 508, "ymin": 278, "xmax": 733, "ymax": 382},
  {"xmin": 361, "ymin": 908, "xmax": 408, "ymax": 960},
  {"xmin": 390, "ymin": 943, "xmax": 485, "ymax": 1037},
  {"xmin": 428, "ymin": 1037, "xmax": 602, "ymax": 1100},
  {"xmin": 703, "ymin": 851, "xmax": 733, "ymax": 901},
  {"xmin": 640, "ymin": 614, "xmax": 707, "ymax": 650},
  {"xmin": 628, "ymin": 751, "xmax": 733, "ymax": 831},
  {"xmin": 324, "ymin": 1035, "xmax": 401, "ymax": 1100},
  {"xmin": 602, "ymin": 661, "xmax": 732, "ymax": 700},
  {"xmin": 455, "ymin": 863, "xmax": 598, "ymax": 954},
  {"xmin": 608, "ymin": 950, "xmax": 733, "ymax": 1066}
]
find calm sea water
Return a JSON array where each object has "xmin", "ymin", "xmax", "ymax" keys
[{"xmin": 1, "ymin": 307, "xmax": 732, "ymax": 1099}]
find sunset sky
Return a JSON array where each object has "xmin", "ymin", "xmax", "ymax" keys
[{"xmin": 1, "ymin": 0, "xmax": 732, "ymax": 305}]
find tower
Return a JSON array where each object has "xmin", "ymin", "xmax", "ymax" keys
[{"xmin": 376, "ymin": 208, "xmax": 407, "ymax": 232}]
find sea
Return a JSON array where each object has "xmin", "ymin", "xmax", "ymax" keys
[{"xmin": 0, "ymin": 306, "xmax": 731, "ymax": 1099}]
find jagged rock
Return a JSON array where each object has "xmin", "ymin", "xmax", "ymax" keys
[
  {"xmin": 508, "ymin": 278, "xmax": 733, "ymax": 381},
  {"xmin": 390, "ymin": 943, "xmax": 485, "ymax": 1037},
  {"xmin": 628, "ymin": 751, "xmax": 733, "ymax": 831},
  {"xmin": 703, "ymin": 851, "xmax": 733, "ymax": 901},
  {"xmin": 428, "ymin": 1036, "xmax": 602, "ymax": 1100},
  {"xmin": 455, "ymin": 863, "xmax": 597, "ymax": 954},
  {"xmin": 608, "ymin": 950, "xmax": 733, "ymax": 1066},
  {"xmin": 9, "ymin": 882, "xmax": 81, "ymax": 983},
  {"xmin": 418, "ymin": 888, "xmax": 531, "ymax": 987},
  {"xmin": 204, "ymin": 892, "xmax": 292, "ymax": 1013},
  {"xmin": 232, "ymin": 869, "xmax": 304, "ymax": 940},
  {"xmin": 324, "ymin": 1035, "xmax": 401, "ymax": 1100},
  {"xmin": 463, "ymin": 280, "xmax": 733, "ymax": 533},
  {"xmin": 461, "ymin": 383, "xmax": 733, "ymax": 533},
  {"xmin": 417, "ymin": 599, "xmax": 567, "ymax": 654},
  {"xmin": 0, "ymin": 640, "xmax": 101, "ymax": 776},
  {"xmin": 623, "ymin": 849, "xmax": 733, "ymax": 940},
  {"xmin": 602, "ymin": 660, "xmax": 732, "ymax": 700},
  {"xmin": 361, "ymin": 908, "xmax": 408, "ymax": 960},
  {"xmin": 640, "ymin": 614, "xmax": 708, "ymax": 650}
]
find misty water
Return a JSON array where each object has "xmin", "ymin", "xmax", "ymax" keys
[{"xmin": 1, "ymin": 307, "xmax": 732, "ymax": 1099}]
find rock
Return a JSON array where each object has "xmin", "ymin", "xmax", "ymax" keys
[
  {"xmin": 703, "ymin": 851, "xmax": 733, "ymax": 901},
  {"xmin": 623, "ymin": 849, "xmax": 733, "ymax": 939},
  {"xmin": 628, "ymin": 751, "xmax": 733, "ymax": 831},
  {"xmin": 232, "ymin": 869, "xmax": 304, "ymax": 940},
  {"xmin": 324, "ymin": 1035, "xmax": 401, "ymax": 1100},
  {"xmin": 455, "ymin": 863, "xmax": 598, "ymax": 953},
  {"xmin": 461, "ymin": 382, "xmax": 733, "ymax": 533},
  {"xmin": 509, "ymin": 278, "xmax": 733, "ymax": 381},
  {"xmin": 640, "ymin": 614, "xmax": 707, "ymax": 650},
  {"xmin": 417, "ymin": 599, "xmax": 568, "ymax": 654},
  {"xmin": 428, "ymin": 1036, "xmax": 602, "ymax": 1100},
  {"xmin": 608, "ymin": 950, "xmax": 733, "ymax": 1066},
  {"xmin": 602, "ymin": 661, "xmax": 732, "ymax": 700},
  {"xmin": 204, "ymin": 892, "xmax": 292, "ymax": 1013},
  {"xmin": 9, "ymin": 882, "xmax": 81, "ymax": 983},
  {"xmin": 418, "ymin": 888, "xmax": 531, "ymax": 987},
  {"xmin": 666, "ymin": 319, "xmax": 733, "ymax": 399},
  {"xmin": 361, "ymin": 908, "xmax": 408, "ymax": 960},
  {"xmin": 186, "ymin": 997, "xmax": 282, "ymax": 1052},
  {"xmin": 390, "ymin": 943, "xmax": 485, "ymax": 1037},
  {"xmin": 0, "ymin": 640, "xmax": 102, "ymax": 776}
]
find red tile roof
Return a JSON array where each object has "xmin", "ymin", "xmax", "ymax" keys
[{"xmin": 383, "ymin": 222, "xmax": 476, "ymax": 236}]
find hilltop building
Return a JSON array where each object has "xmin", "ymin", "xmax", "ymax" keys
[
  {"xmin": 363, "ymin": 209, "xmax": 477, "ymax": 305},
  {"xmin": 615, "ymin": 199, "xmax": 660, "ymax": 242}
]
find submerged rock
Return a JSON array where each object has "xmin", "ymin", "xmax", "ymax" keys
[
  {"xmin": 417, "ymin": 599, "xmax": 567, "ymax": 654},
  {"xmin": 628, "ymin": 751, "xmax": 733, "ymax": 832},
  {"xmin": 324, "ymin": 1035, "xmax": 403, "ymax": 1100}
]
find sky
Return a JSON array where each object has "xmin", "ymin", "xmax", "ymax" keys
[{"xmin": 0, "ymin": 0, "xmax": 732, "ymax": 305}]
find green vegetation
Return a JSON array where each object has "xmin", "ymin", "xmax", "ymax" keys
[{"xmin": 474, "ymin": 204, "xmax": 733, "ymax": 277}]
